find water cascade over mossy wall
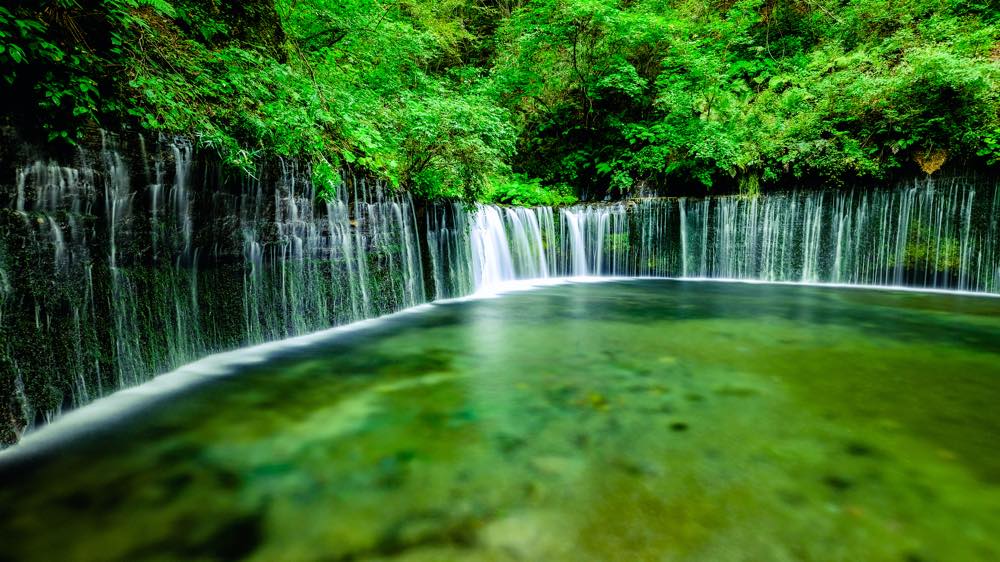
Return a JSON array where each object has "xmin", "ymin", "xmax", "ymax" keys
[
  {"xmin": 429, "ymin": 178, "xmax": 1000, "ymax": 297},
  {"xmin": 0, "ymin": 132, "xmax": 426, "ymax": 444},
  {"xmin": 1, "ymin": 132, "xmax": 999, "ymax": 446}
]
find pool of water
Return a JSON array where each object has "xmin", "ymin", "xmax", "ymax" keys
[{"xmin": 2, "ymin": 280, "xmax": 999, "ymax": 561}]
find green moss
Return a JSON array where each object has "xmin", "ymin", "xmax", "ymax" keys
[{"xmin": 901, "ymin": 222, "xmax": 963, "ymax": 273}]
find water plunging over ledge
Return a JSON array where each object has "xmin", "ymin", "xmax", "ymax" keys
[
  {"xmin": 428, "ymin": 176, "xmax": 1000, "ymax": 297},
  {"xmin": 1, "ymin": 132, "xmax": 998, "ymax": 444},
  {"xmin": 0, "ymin": 134, "xmax": 426, "ymax": 443}
]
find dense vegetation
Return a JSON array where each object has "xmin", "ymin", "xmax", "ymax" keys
[{"xmin": 2, "ymin": 0, "xmax": 998, "ymax": 201}]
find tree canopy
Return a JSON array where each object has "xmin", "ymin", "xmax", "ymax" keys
[{"xmin": 2, "ymin": 0, "xmax": 998, "ymax": 201}]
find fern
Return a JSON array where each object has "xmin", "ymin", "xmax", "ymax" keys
[
  {"xmin": 143, "ymin": 0, "xmax": 177, "ymax": 17},
  {"xmin": 117, "ymin": 0, "xmax": 177, "ymax": 18}
]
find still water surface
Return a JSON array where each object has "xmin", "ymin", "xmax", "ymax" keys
[{"xmin": 2, "ymin": 280, "xmax": 999, "ymax": 561}]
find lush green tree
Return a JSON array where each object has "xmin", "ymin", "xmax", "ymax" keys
[
  {"xmin": 499, "ymin": 0, "xmax": 998, "ymax": 195},
  {"xmin": 1, "ymin": 0, "xmax": 997, "ymax": 200}
]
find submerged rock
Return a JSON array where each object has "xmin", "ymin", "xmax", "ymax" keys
[
  {"xmin": 529, "ymin": 455, "xmax": 583, "ymax": 478},
  {"xmin": 823, "ymin": 475, "xmax": 853, "ymax": 492},
  {"xmin": 480, "ymin": 510, "xmax": 572, "ymax": 560}
]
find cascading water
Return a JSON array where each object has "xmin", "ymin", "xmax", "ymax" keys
[
  {"xmin": 559, "ymin": 205, "xmax": 629, "ymax": 275},
  {"xmin": 462, "ymin": 205, "xmax": 555, "ymax": 292},
  {"xmin": 670, "ymin": 179, "xmax": 999, "ymax": 291},
  {"xmin": 427, "ymin": 176, "xmax": 1000, "ymax": 296},
  {"xmin": 470, "ymin": 205, "xmax": 516, "ymax": 288},
  {"xmin": 426, "ymin": 203, "xmax": 475, "ymax": 300},
  {"xmin": 2, "ymin": 131, "xmax": 998, "ymax": 447},
  {"xmin": 0, "ymin": 133, "xmax": 427, "ymax": 444}
]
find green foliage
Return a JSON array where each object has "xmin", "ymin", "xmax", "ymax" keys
[
  {"xmin": 0, "ymin": 6, "xmax": 60, "ymax": 72},
  {"xmin": 492, "ymin": 0, "xmax": 1000, "ymax": 195},
  {"xmin": 311, "ymin": 159, "xmax": 339, "ymax": 199},
  {"xmin": 1, "ymin": 0, "xmax": 997, "ymax": 200},
  {"xmin": 483, "ymin": 174, "xmax": 577, "ymax": 206},
  {"xmin": 980, "ymin": 127, "xmax": 1000, "ymax": 164},
  {"xmin": 902, "ymin": 221, "xmax": 962, "ymax": 272}
]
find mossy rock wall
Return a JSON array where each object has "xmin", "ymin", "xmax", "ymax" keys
[{"xmin": 0, "ymin": 128, "xmax": 432, "ymax": 445}]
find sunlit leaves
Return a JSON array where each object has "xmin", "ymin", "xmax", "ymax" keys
[{"xmin": 2, "ymin": 0, "xmax": 996, "ymax": 199}]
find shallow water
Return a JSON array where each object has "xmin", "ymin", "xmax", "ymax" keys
[{"xmin": 2, "ymin": 280, "xmax": 999, "ymax": 561}]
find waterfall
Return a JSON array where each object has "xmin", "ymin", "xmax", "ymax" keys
[
  {"xmin": 505, "ymin": 207, "xmax": 550, "ymax": 279},
  {"xmin": 470, "ymin": 205, "xmax": 517, "ymax": 288},
  {"xmin": 560, "ymin": 208, "xmax": 587, "ymax": 275},
  {"xmin": 169, "ymin": 137, "xmax": 194, "ymax": 259},
  {"xmin": 427, "ymin": 202, "xmax": 474, "ymax": 300},
  {"xmin": 1, "ymin": 134, "xmax": 428, "ymax": 442},
  {"xmin": 2, "ymin": 130, "xmax": 998, "ymax": 446},
  {"xmin": 426, "ymin": 176, "xmax": 1000, "ymax": 295},
  {"xmin": 462, "ymin": 205, "xmax": 557, "ymax": 293}
]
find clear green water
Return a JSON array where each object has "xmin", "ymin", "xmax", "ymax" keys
[{"xmin": 2, "ymin": 280, "xmax": 999, "ymax": 562}]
